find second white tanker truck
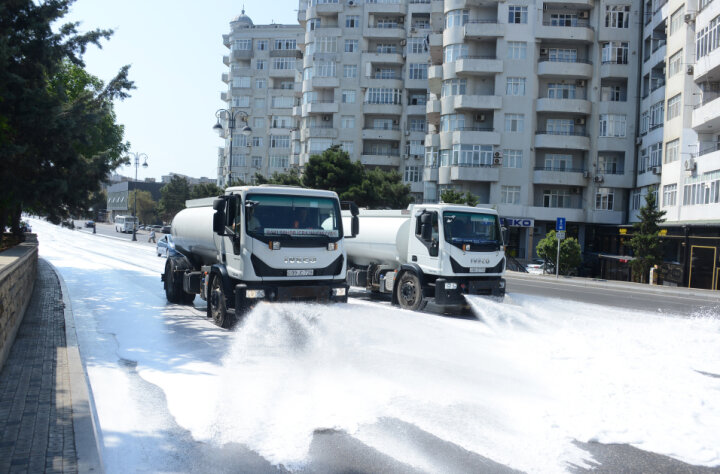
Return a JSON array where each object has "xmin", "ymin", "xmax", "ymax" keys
[
  {"xmin": 343, "ymin": 204, "xmax": 506, "ymax": 310},
  {"xmin": 162, "ymin": 185, "xmax": 359, "ymax": 327}
]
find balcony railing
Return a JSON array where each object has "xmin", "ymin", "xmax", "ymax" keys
[
  {"xmin": 362, "ymin": 150, "xmax": 401, "ymax": 156},
  {"xmin": 598, "ymin": 168, "xmax": 625, "ymax": 175},
  {"xmin": 451, "ymin": 126, "xmax": 495, "ymax": 132},
  {"xmin": 538, "ymin": 56, "xmax": 592, "ymax": 64},
  {"xmin": 305, "ymin": 99, "xmax": 335, "ymax": 104},
  {"xmin": 601, "ymin": 59, "xmax": 629, "ymax": 65},
  {"xmin": 698, "ymin": 142, "xmax": 720, "ymax": 157},
  {"xmin": 363, "ymin": 125, "xmax": 401, "ymax": 131},
  {"xmin": 467, "ymin": 19, "xmax": 499, "ymax": 24},
  {"xmin": 540, "ymin": 94, "xmax": 589, "ymax": 100},
  {"xmin": 457, "ymin": 54, "xmax": 498, "ymax": 60},
  {"xmin": 541, "ymin": 20, "xmax": 592, "ymax": 29},
  {"xmin": 534, "ymin": 166, "xmax": 586, "ymax": 172},
  {"xmin": 535, "ymin": 129, "xmax": 589, "ymax": 137}
]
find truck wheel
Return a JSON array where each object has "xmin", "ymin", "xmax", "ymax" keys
[
  {"xmin": 164, "ymin": 260, "xmax": 182, "ymax": 304},
  {"xmin": 396, "ymin": 272, "xmax": 426, "ymax": 311},
  {"xmin": 208, "ymin": 274, "xmax": 234, "ymax": 328}
]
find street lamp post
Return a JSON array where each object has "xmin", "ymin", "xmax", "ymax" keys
[
  {"xmin": 213, "ymin": 109, "xmax": 251, "ymax": 186},
  {"xmin": 128, "ymin": 152, "xmax": 148, "ymax": 242}
]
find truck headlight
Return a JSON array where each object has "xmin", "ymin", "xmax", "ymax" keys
[
  {"xmin": 445, "ymin": 282, "xmax": 458, "ymax": 290},
  {"xmin": 327, "ymin": 242, "xmax": 337, "ymax": 251},
  {"xmin": 332, "ymin": 287, "xmax": 346, "ymax": 296},
  {"xmin": 246, "ymin": 289, "xmax": 265, "ymax": 299}
]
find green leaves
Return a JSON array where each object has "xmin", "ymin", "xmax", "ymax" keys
[
  {"xmin": 629, "ymin": 188, "xmax": 667, "ymax": 282},
  {"xmin": 536, "ymin": 230, "xmax": 582, "ymax": 275},
  {"xmin": 158, "ymin": 176, "xmax": 190, "ymax": 222},
  {"xmin": 440, "ymin": 190, "xmax": 478, "ymax": 207}
]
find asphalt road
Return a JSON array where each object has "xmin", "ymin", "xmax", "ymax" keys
[{"xmin": 73, "ymin": 220, "xmax": 167, "ymax": 246}]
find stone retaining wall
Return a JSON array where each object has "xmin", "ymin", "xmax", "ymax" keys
[{"xmin": 0, "ymin": 235, "xmax": 38, "ymax": 370}]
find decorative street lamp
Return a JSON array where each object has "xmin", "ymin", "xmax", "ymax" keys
[
  {"xmin": 213, "ymin": 109, "xmax": 251, "ymax": 186},
  {"xmin": 128, "ymin": 152, "xmax": 148, "ymax": 242}
]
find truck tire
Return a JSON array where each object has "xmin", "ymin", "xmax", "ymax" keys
[
  {"xmin": 396, "ymin": 271, "xmax": 427, "ymax": 311},
  {"xmin": 208, "ymin": 273, "xmax": 234, "ymax": 328},
  {"xmin": 164, "ymin": 260, "xmax": 183, "ymax": 304}
]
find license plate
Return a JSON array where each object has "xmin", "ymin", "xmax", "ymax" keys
[
  {"xmin": 470, "ymin": 267, "xmax": 486, "ymax": 273},
  {"xmin": 287, "ymin": 269, "xmax": 313, "ymax": 277}
]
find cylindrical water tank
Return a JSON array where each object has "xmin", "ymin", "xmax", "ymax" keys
[
  {"xmin": 171, "ymin": 206, "xmax": 219, "ymax": 266},
  {"xmin": 343, "ymin": 210, "xmax": 412, "ymax": 267}
]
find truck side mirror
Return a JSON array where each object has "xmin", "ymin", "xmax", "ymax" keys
[
  {"xmin": 341, "ymin": 201, "xmax": 360, "ymax": 217},
  {"xmin": 213, "ymin": 198, "xmax": 225, "ymax": 211},
  {"xmin": 421, "ymin": 223, "xmax": 432, "ymax": 241},
  {"xmin": 213, "ymin": 211, "xmax": 225, "ymax": 235},
  {"xmin": 351, "ymin": 215, "xmax": 359, "ymax": 237}
]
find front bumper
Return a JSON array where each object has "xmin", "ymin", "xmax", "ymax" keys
[
  {"xmin": 434, "ymin": 277, "xmax": 505, "ymax": 305},
  {"xmin": 234, "ymin": 281, "xmax": 349, "ymax": 309}
]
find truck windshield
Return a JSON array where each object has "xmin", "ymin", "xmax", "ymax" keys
[
  {"xmin": 245, "ymin": 193, "xmax": 342, "ymax": 241},
  {"xmin": 442, "ymin": 211, "xmax": 502, "ymax": 251}
]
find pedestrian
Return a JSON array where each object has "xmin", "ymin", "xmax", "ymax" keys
[{"xmin": 148, "ymin": 229, "xmax": 156, "ymax": 243}]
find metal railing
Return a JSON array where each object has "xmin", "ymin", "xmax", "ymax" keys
[
  {"xmin": 538, "ymin": 56, "xmax": 592, "ymax": 64},
  {"xmin": 541, "ymin": 20, "xmax": 592, "ymax": 29},
  {"xmin": 534, "ymin": 166, "xmax": 586, "ymax": 173},
  {"xmin": 362, "ymin": 150, "xmax": 401, "ymax": 156},
  {"xmin": 363, "ymin": 125, "xmax": 401, "ymax": 131},
  {"xmin": 535, "ymin": 129, "xmax": 589, "ymax": 137}
]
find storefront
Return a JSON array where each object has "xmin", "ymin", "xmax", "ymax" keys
[{"xmin": 500, "ymin": 217, "xmax": 534, "ymax": 261}]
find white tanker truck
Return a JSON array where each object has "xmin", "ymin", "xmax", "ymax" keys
[
  {"xmin": 343, "ymin": 204, "xmax": 505, "ymax": 311},
  {"xmin": 162, "ymin": 185, "xmax": 359, "ymax": 327}
]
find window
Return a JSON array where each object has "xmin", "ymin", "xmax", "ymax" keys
[
  {"xmin": 547, "ymin": 119, "xmax": 575, "ymax": 135},
  {"xmin": 344, "ymin": 64, "xmax": 358, "ymax": 78},
  {"xmin": 601, "ymin": 85, "xmax": 625, "ymax": 101},
  {"xmin": 271, "ymin": 116, "xmax": 292, "ymax": 128},
  {"xmin": 507, "ymin": 41, "xmax": 527, "ymax": 59},
  {"xmin": 252, "ymin": 137, "xmax": 263, "ymax": 147},
  {"xmin": 253, "ymin": 117, "xmax": 265, "ymax": 128},
  {"xmin": 451, "ymin": 144, "xmax": 493, "ymax": 167},
  {"xmin": 548, "ymin": 48, "xmax": 577, "ymax": 62},
  {"xmin": 230, "ymin": 154, "xmax": 246, "ymax": 167},
  {"xmin": 233, "ymin": 39, "xmax": 251, "ymax": 50},
  {"xmin": 364, "ymin": 88, "xmax": 402, "ymax": 104},
  {"xmin": 408, "ymin": 140, "xmax": 424, "ymax": 156},
  {"xmin": 409, "ymin": 63, "xmax": 428, "ymax": 79},
  {"xmin": 599, "ymin": 114, "xmax": 626, "ymax": 137},
  {"xmin": 441, "ymin": 79, "xmax": 467, "ymax": 97},
  {"xmin": 256, "ymin": 60, "xmax": 266, "ymax": 70},
  {"xmin": 272, "ymin": 57, "xmax": 296, "ymax": 69},
  {"xmin": 595, "ymin": 188, "xmax": 615, "ymax": 210},
  {"xmin": 232, "ymin": 96, "xmax": 250, "ymax": 108},
  {"xmin": 440, "ymin": 114, "xmax": 465, "ymax": 131},
  {"xmin": 506, "ymin": 77, "xmax": 526, "ymax": 96},
  {"xmin": 252, "ymin": 156, "xmax": 263, "ymax": 168},
  {"xmin": 375, "ymin": 68, "xmax": 395, "ymax": 79},
  {"xmin": 667, "ymin": 94, "xmax": 682, "ymax": 119},
  {"xmin": 268, "ymin": 156, "xmax": 288, "ymax": 168},
  {"xmin": 696, "ymin": 14, "xmax": 720, "ymax": 60},
  {"xmin": 307, "ymin": 18, "xmax": 321, "ymax": 32},
  {"xmin": 346, "ymin": 15, "xmax": 360, "ymax": 28},
  {"xmin": 279, "ymin": 81, "xmax": 294, "ymax": 90},
  {"xmin": 668, "ymin": 49, "xmax": 683, "ymax": 76},
  {"xmin": 256, "ymin": 40, "xmax": 268, "ymax": 51},
  {"xmin": 274, "ymin": 39, "xmax": 296, "ymax": 50},
  {"xmin": 255, "ymin": 79, "xmax": 266, "ymax": 89},
  {"xmin": 545, "ymin": 153, "xmax": 571, "ymax": 171},
  {"xmin": 232, "ymin": 134, "xmax": 248, "ymax": 147},
  {"xmin": 403, "ymin": 166, "xmax": 422, "ymax": 182},
  {"xmin": 640, "ymin": 112, "xmax": 650, "ymax": 134},
  {"xmin": 630, "ymin": 189, "xmax": 641, "ymax": 210},
  {"xmin": 408, "ymin": 38, "xmax": 426, "ymax": 54},
  {"xmin": 501, "ymin": 186, "xmax": 521, "ymax": 204},
  {"xmin": 601, "ymin": 42, "xmax": 629, "ymax": 64},
  {"xmin": 663, "ymin": 183, "xmax": 678, "ymax": 206},
  {"xmin": 505, "ymin": 114, "xmax": 524, "ymax": 132},
  {"xmin": 409, "ymin": 92, "xmax": 427, "ymax": 105},
  {"xmin": 409, "ymin": 118, "xmax": 426, "ymax": 132},
  {"xmin": 344, "ymin": 39, "xmax": 358, "ymax": 53},
  {"xmin": 443, "ymin": 44, "xmax": 468, "ymax": 62},
  {"xmin": 303, "ymin": 67, "xmax": 313, "ymax": 80},
  {"xmin": 670, "ymin": 7, "xmax": 685, "ymax": 35},
  {"xmin": 233, "ymin": 76, "xmax": 250, "ymax": 88},
  {"xmin": 272, "ymin": 96, "xmax": 294, "ymax": 108},
  {"xmin": 665, "ymin": 138, "xmax": 680, "ymax": 163},
  {"xmin": 341, "ymin": 141, "xmax": 354, "ymax": 154},
  {"xmin": 341, "ymin": 90, "xmax": 356, "ymax": 104},
  {"xmin": 649, "ymin": 142, "xmax": 663, "ymax": 167},
  {"xmin": 547, "ymin": 83, "xmax": 576, "ymax": 99},
  {"xmin": 650, "ymin": 101, "xmax": 664, "ymax": 128},
  {"xmin": 598, "ymin": 154, "xmax": 620, "ymax": 174},
  {"xmin": 445, "ymin": 9, "xmax": 469, "ymax": 28},
  {"xmin": 543, "ymin": 189, "xmax": 571, "ymax": 208},
  {"xmin": 550, "ymin": 13, "xmax": 578, "ymax": 26},
  {"xmin": 253, "ymin": 98, "xmax": 265, "ymax": 109},
  {"xmin": 341, "ymin": 116, "xmax": 355, "ymax": 129},
  {"xmin": 503, "ymin": 149, "xmax": 523, "ymax": 168},
  {"xmin": 269, "ymin": 136, "xmax": 290, "ymax": 149},
  {"xmin": 605, "ymin": 5, "xmax": 630, "ymax": 28},
  {"xmin": 508, "ymin": 5, "xmax": 528, "ymax": 24},
  {"xmin": 316, "ymin": 61, "xmax": 336, "ymax": 77},
  {"xmin": 316, "ymin": 36, "xmax": 337, "ymax": 53}
]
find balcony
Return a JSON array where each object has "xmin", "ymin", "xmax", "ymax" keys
[
  {"xmin": 364, "ymin": 25, "xmax": 407, "ymax": 40},
  {"xmin": 309, "ymin": 76, "xmax": 339, "ymax": 88},
  {"xmin": 360, "ymin": 151, "xmax": 402, "ymax": 167},
  {"xmin": 365, "ymin": 2, "xmax": 405, "ymax": 14},
  {"xmin": 363, "ymin": 102, "xmax": 403, "ymax": 115},
  {"xmin": 693, "ymin": 96, "xmax": 720, "ymax": 132},
  {"xmin": 533, "ymin": 167, "xmax": 587, "ymax": 186},
  {"xmin": 536, "ymin": 98, "xmax": 592, "ymax": 114},
  {"xmin": 232, "ymin": 49, "xmax": 254, "ymax": 61},
  {"xmin": 537, "ymin": 57, "xmax": 592, "ymax": 78},
  {"xmin": 600, "ymin": 60, "xmax": 630, "ymax": 79},
  {"xmin": 223, "ymin": 55, "xmax": 230, "ymax": 66},
  {"xmin": 586, "ymin": 210, "xmax": 625, "ymax": 225},
  {"xmin": 308, "ymin": 2, "xmax": 342, "ymax": 15},
  {"xmin": 269, "ymin": 67, "xmax": 297, "ymax": 78},
  {"xmin": 427, "ymin": 33, "xmax": 443, "ymax": 64},
  {"xmin": 423, "ymin": 167, "xmax": 439, "ymax": 182},
  {"xmin": 362, "ymin": 50, "xmax": 405, "ymax": 64},
  {"xmin": 441, "ymin": 129, "xmax": 501, "ymax": 148},
  {"xmin": 537, "ymin": 21, "xmax": 594, "ymax": 43},
  {"xmin": 464, "ymin": 20, "xmax": 505, "ymax": 38},
  {"xmin": 448, "ymin": 94, "xmax": 502, "ymax": 111},
  {"xmin": 362, "ymin": 126, "xmax": 402, "ymax": 141},
  {"xmin": 303, "ymin": 100, "xmax": 338, "ymax": 115},
  {"xmin": 426, "ymin": 98, "xmax": 441, "ymax": 118},
  {"xmin": 428, "ymin": 65, "xmax": 443, "ymax": 91},
  {"xmin": 454, "ymin": 57, "xmax": 503, "ymax": 76},
  {"xmin": 449, "ymin": 165, "xmax": 499, "ymax": 182},
  {"xmin": 535, "ymin": 130, "xmax": 590, "ymax": 150},
  {"xmin": 529, "ymin": 205, "xmax": 585, "ymax": 222},
  {"xmin": 221, "ymin": 73, "xmax": 229, "ymax": 83},
  {"xmin": 303, "ymin": 126, "xmax": 338, "ymax": 140},
  {"xmin": 406, "ymin": 103, "xmax": 426, "ymax": 116}
]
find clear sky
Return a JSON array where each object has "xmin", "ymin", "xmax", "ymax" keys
[{"xmin": 63, "ymin": 0, "xmax": 300, "ymax": 182}]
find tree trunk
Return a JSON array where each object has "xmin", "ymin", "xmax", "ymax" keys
[{"xmin": 10, "ymin": 202, "xmax": 22, "ymax": 237}]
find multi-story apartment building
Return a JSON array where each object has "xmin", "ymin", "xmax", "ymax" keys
[
  {"xmin": 293, "ymin": 0, "xmax": 432, "ymax": 202},
  {"xmin": 424, "ymin": 0, "xmax": 641, "ymax": 261},
  {"xmin": 217, "ymin": 11, "xmax": 303, "ymax": 187}
]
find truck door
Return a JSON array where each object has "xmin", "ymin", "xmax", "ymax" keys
[
  {"xmin": 409, "ymin": 210, "xmax": 440, "ymax": 272},
  {"xmin": 223, "ymin": 194, "xmax": 244, "ymax": 272}
]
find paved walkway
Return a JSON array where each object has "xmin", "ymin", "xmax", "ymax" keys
[{"xmin": 0, "ymin": 259, "xmax": 101, "ymax": 474}]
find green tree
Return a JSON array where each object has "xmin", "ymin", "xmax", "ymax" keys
[
  {"xmin": 128, "ymin": 190, "xmax": 157, "ymax": 225},
  {"xmin": 536, "ymin": 230, "xmax": 582, "ymax": 275},
  {"xmin": 629, "ymin": 188, "xmax": 667, "ymax": 283},
  {"xmin": 0, "ymin": 1, "xmax": 133, "ymax": 232},
  {"xmin": 87, "ymin": 189, "xmax": 107, "ymax": 220},
  {"xmin": 190, "ymin": 183, "xmax": 223, "ymax": 199},
  {"xmin": 157, "ymin": 176, "xmax": 190, "ymax": 222},
  {"xmin": 440, "ymin": 190, "xmax": 478, "ymax": 207},
  {"xmin": 346, "ymin": 168, "xmax": 413, "ymax": 209},
  {"xmin": 253, "ymin": 168, "xmax": 303, "ymax": 186}
]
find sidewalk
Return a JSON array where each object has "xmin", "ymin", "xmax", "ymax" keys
[{"xmin": 0, "ymin": 259, "xmax": 102, "ymax": 473}]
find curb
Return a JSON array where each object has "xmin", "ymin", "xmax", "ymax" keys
[{"xmin": 47, "ymin": 260, "xmax": 105, "ymax": 473}]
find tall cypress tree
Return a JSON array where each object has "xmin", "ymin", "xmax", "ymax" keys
[{"xmin": 629, "ymin": 188, "xmax": 667, "ymax": 283}]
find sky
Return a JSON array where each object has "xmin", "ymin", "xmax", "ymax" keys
[{"xmin": 63, "ymin": 0, "xmax": 300, "ymax": 182}]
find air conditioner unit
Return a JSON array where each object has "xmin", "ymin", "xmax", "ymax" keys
[
  {"xmin": 348, "ymin": 0, "xmax": 356, "ymax": 6},
  {"xmin": 393, "ymin": 119, "xmax": 399, "ymax": 125},
  {"xmin": 493, "ymin": 156, "xmax": 503, "ymax": 166},
  {"xmin": 540, "ymin": 48, "xmax": 549, "ymax": 55},
  {"xmin": 410, "ymin": 27, "xmax": 417, "ymax": 33},
  {"xmin": 493, "ymin": 151, "xmax": 503, "ymax": 159},
  {"xmin": 398, "ymin": 17, "xmax": 405, "ymax": 24},
  {"xmin": 579, "ymin": 11, "xmax": 589, "ymax": 19},
  {"xmin": 684, "ymin": 13, "xmax": 695, "ymax": 23},
  {"xmin": 636, "ymin": 137, "xmax": 643, "ymax": 145},
  {"xmin": 475, "ymin": 114, "xmax": 486, "ymax": 121},
  {"xmin": 403, "ymin": 154, "xmax": 410, "ymax": 160},
  {"xmin": 582, "ymin": 170, "xmax": 591, "ymax": 178},
  {"xmin": 400, "ymin": 39, "xmax": 407, "ymax": 46},
  {"xmin": 570, "ymin": 187, "xmax": 580, "ymax": 194},
  {"xmin": 575, "ymin": 117, "xmax": 586, "ymax": 125},
  {"xmin": 687, "ymin": 65, "xmax": 695, "ymax": 75},
  {"xmin": 405, "ymin": 130, "xmax": 411, "ymax": 136},
  {"xmin": 322, "ymin": 115, "xmax": 331, "ymax": 121},
  {"xmin": 684, "ymin": 159, "xmax": 696, "ymax": 171},
  {"xmin": 593, "ymin": 175, "xmax": 604, "ymax": 183},
  {"xmin": 652, "ymin": 166, "xmax": 662, "ymax": 174},
  {"xmin": 576, "ymin": 79, "xmax": 586, "ymax": 87}
]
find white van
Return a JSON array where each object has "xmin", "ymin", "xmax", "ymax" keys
[{"xmin": 114, "ymin": 215, "xmax": 138, "ymax": 233}]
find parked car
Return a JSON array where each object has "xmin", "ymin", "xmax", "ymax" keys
[
  {"xmin": 527, "ymin": 258, "xmax": 549, "ymax": 275},
  {"xmin": 161, "ymin": 225, "xmax": 171, "ymax": 234},
  {"xmin": 156, "ymin": 234, "xmax": 177, "ymax": 258},
  {"xmin": 84, "ymin": 220, "xmax": 95, "ymax": 228}
]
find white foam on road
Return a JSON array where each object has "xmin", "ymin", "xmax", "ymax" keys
[{"xmin": 31, "ymin": 219, "xmax": 720, "ymax": 473}]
